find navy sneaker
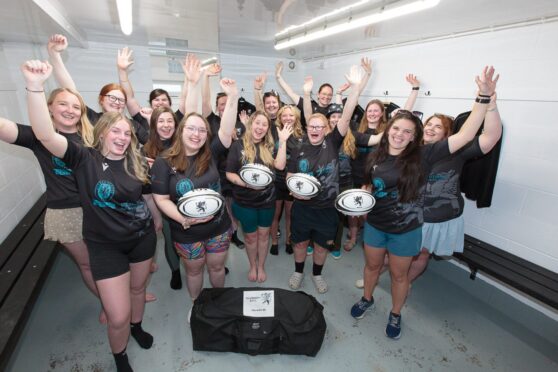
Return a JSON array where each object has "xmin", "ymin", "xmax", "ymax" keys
[
  {"xmin": 385, "ymin": 312, "xmax": 402, "ymax": 339},
  {"xmin": 350, "ymin": 297, "xmax": 374, "ymax": 319}
]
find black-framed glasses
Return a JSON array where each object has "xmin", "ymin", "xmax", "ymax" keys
[{"xmin": 104, "ymin": 94, "xmax": 126, "ymax": 105}]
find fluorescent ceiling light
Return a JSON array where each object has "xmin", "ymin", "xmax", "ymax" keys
[
  {"xmin": 116, "ymin": 0, "xmax": 133, "ymax": 36},
  {"xmin": 275, "ymin": 0, "xmax": 441, "ymax": 50}
]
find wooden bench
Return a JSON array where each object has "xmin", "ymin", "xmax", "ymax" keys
[
  {"xmin": 0, "ymin": 194, "xmax": 60, "ymax": 370},
  {"xmin": 453, "ymin": 234, "xmax": 558, "ymax": 310}
]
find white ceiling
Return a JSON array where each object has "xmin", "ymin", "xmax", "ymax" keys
[{"xmin": 1, "ymin": 0, "xmax": 557, "ymax": 60}]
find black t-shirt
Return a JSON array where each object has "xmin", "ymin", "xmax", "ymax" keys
[
  {"xmin": 226, "ymin": 140, "xmax": 276, "ymax": 209},
  {"xmin": 132, "ymin": 109, "xmax": 184, "ymax": 145},
  {"xmin": 63, "ymin": 141, "xmax": 153, "ymax": 243},
  {"xmin": 366, "ymin": 140, "xmax": 450, "ymax": 234},
  {"xmin": 296, "ymin": 97, "xmax": 330, "ymax": 131},
  {"xmin": 424, "ymin": 137, "xmax": 483, "ymax": 223},
  {"xmin": 352, "ymin": 127, "xmax": 377, "ymax": 185},
  {"xmin": 288, "ymin": 127, "xmax": 344, "ymax": 208},
  {"xmin": 271, "ymin": 125, "xmax": 305, "ymax": 189},
  {"xmin": 339, "ymin": 130, "xmax": 371, "ymax": 189},
  {"xmin": 151, "ymin": 137, "xmax": 231, "ymax": 243},
  {"xmin": 14, "ymin": 124, "xmax": 81, "ymax": 209},
  {"xmin": 87, "ymin": 106, "xmax": 149, "ymax": 145}
]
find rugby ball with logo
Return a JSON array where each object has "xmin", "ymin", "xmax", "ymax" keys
[
  {"xmin": 177, "ymin": 188, "xmax": 224, "ymax": 218},
  {"xmin": 286, "ymin": 173, "xmax": 321, "ymax": 198},
  {"xmin": 335, "ymin": 189, "xmax": 375, "ymax": 216},
  {"xmin": 239, "ymin": 163, "xmax": 274, "ymax": 188}
]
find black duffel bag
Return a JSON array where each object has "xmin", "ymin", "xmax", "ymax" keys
[{"xmin": 191, "ymin": 287, "xmax": 326, "ymax": 357}]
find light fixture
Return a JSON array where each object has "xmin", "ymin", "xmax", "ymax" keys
[
  {"xmin": 116, "ymin": 0, "xmax": 133, "ymax": 36},
  {"xmin": 274, "ymin": 0, "xmax": 441, "ymax": 50}
]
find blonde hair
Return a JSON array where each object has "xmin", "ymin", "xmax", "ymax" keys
[
  {"xmin": 276, "ymin": 105, "xmax": 304, "ymax": 139},
  {"xmin": 48, "ymin": 88, "xmax": 94, "ymax": 146},
  {"xmin": 92, "ymin": 112, "xmax": 149, "ymax": 183},
  {"xmin": 241, "ymin": 111, "xmax": 275, "ymax": 168},
  {"xmin": 328, "ymin": 112, "xmax": 358, "ymax": 159}
]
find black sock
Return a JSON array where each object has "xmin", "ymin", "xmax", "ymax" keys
[
  {"xmin": 295, "ymin": 261, "xmax": 305, "ymax": 274},
  {"xmin": 130, "ymin": 322, "xmax": 153, "ymax": 349},
  {"xmin": 170, "ymin": 269, "xmax": 182, "ymax": 290},
  {"xmin": 312, "ymin": 263, "xmax": 323, "ymax": 276},
  {"xmin": 113, "ymin": 348, "xmax": 133, "ymax": 372}
]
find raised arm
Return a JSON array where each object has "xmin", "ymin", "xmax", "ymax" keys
[
  {"xmin": 448, "ymin": 66, "xmax": 499, "ymax": 154},
  {"xmin": 21, "ymin": 60, "xmax": 68, "ymax": 158},
  {"xmin": 358, "ymin": 57, "xmax": 373, "ymax": 95},
  {"xmin": 201, "ymin": 63, "xmax": 222, "ymax": 117},
  {"xmin": 274, "ymin": 123, "xmax": 293, "ymax": 170},
  {"xmin": 275, "ymin": 61, "xmax": 300, "ymax": 103},
  {"xmin": 0, "ymin": 117, "xmax": 19, "ymax": 143},
  {"xmin": 183, "ymin": 54, "xmax": 202, "ymax": 115},
  {"xmin": 253, "ymin": 72, "xmax": 267, "ymax": 111},
  {"xmin": 116, "ymin": 47, "xmax": 141, "ymax": 116},
  {"xmin": 402, "ymin": 74, "xmax": 420, "ymax": 110},
  {"xmin": 478, "ymin": 93, "xmax": 502, "ymax": 154},
  {"xmin": 47, "ymin": 34, "xmax": 77, "ymax": 91},
  {"xmin": 337, "ymin": 65, "xmax": 367, "ymax": 137},
  {"xmin": 218, "ymin": 78, "xmax": 239, "ymax": 148},
  {"xmin": 302, "ymin": 76, "xmax": 313, "ymax": 124}
]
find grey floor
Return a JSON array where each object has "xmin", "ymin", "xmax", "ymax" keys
[{"xmin": 5, "ymin": 226, "xmax": 558, "ymax": 372}]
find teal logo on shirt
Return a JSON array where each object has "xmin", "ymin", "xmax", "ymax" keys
[
  {"xmin": 95, "ymin": 180, "xmax": 115, "ymax": 201},
  {"xmin": 298, "ymin": 159, "xmax": 310, "ymax": 173},
  {"xmin": 176, "ymin": 178, "xmax": 194, "ymax": 197},
  {"xmin": 52, "ymin": 156, "xmax": 72, "ymax": 176}
]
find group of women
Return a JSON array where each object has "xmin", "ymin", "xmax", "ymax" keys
[{"xmin": 0, "ymin": 33, "xmax": 502, "ymax": 371}]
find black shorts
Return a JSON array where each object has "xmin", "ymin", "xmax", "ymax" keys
[
  {"xmin": 86, "ymin": 227, "xmax": 157, "ymax": 281},
  {"xmin": 290, "ymin": 202, "xmax": 337, "ymax": 249},
  {"xmin": 274, "ymin": 182, "xmax": 293, "ymax": 201}
]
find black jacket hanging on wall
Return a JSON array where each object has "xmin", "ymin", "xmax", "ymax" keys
[{"xmin": 452, "ymin": 111, "xmax": 503, "ymax": 208}]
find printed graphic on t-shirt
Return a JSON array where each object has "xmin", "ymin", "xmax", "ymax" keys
[
  {"xmin": 93, "ymin": 180, "xmax": 149, "ymax": 222},
  {"xmin": 425, "ymin": 169, "xmax": 460, "ymax": 214},
  {"xmin": 52, "ymin": 156, "xmax": 72, "ymax": 176},
  {"xmin": 176, "ymin": 178, "xmax": 195, "ymax": 197}
]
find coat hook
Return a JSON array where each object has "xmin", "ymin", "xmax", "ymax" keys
[
  {"xmin": 383, "ymin": 90, "xmax": 389, "ymax": 96},
  {"xmin": 424, "ymin": 90, "xmax": 431, "ymax": 96}
]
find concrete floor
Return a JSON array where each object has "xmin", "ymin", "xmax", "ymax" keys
[{"xmin": 5, "ymin": 228, "xmax": 558, "ymax": 372}]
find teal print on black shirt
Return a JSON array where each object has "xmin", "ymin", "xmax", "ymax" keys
[
  {"xmin": 176, "ymin": 178, "xmax": 194, "ymax": 197},
  {"xmin": 52, "ymin": 156, "xmax": 72, "ymax": 176}
]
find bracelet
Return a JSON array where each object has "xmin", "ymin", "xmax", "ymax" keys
[
  {"xmin": 478, "ymin": 93, "xmax": 491, "ymax": 98},
  {"xmin": 475, "ymin": 97, "xmax": 491, "ymax": 104},
  {"xmin": 412, "ymin": 87, "xmax": 419, "ymax": 91},
  {"xmin": 254, "ymin": 88, "xmax": 262, "ymax": 91},
  {"xmin": 25, "ymin": 87, "xmax": 44, "ymax": 93}
]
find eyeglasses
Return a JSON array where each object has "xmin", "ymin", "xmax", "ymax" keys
[
  {"xmin": 308, "ymin": 125, "xmax": 326, "ymax": 131},
  {"xmin": 104, "ymin": 94, "xmax": 126, "ymax": 105},
  {"xmin": 185, "ymin": 126, "xmax": 208, "ymax": 135}
]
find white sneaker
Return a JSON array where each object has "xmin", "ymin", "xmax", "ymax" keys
[
  {"xmin": 355, "ymin": 278, "xmax": 364, "ymax": 289},
  {"xmin": 289, "ymin": 272, "xmax": 304, "ymax": 290},
  {"xmin": 312, "ymin": 275, "xmax": 328, "ymax": 294}
]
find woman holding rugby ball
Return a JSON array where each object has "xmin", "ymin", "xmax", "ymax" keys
[{"xmin": 350, "ymin": 66, "xmax": 499, "ymax": 340}]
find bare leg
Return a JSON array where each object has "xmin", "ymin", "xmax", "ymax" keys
[
  {"xmin": 362, "ymin": 244, "xmax": 387, "ymax": 301},
  {"xmin": 182, "ymin": 257, "xmax": 206, "ymax": 300},
  {"xmin": 293, "ymin": 240, "xmax": 309, "ymax": 264},
  {"xmin": 256, "ymin": 227, "xmax": 271, "ymax": 282},
  {"xmin": 129, "ymin": 259, "xmax": 153, "ymax": 323},
  {"xmin": 345, "ymin": 216, "xmax": 358, "ymax": 250},
  {"xmin": 243, "ymin": 231, "xmax": 258, "ymax": 281},
  {"xmin": 387, "ymin": 253, "xmax": 414, "ymax": 314},
  {"xmin": 284, "ymin": 201, "xmax": 293, "ymax": 244},
  {"xmin": 408, "ymin": 248, "xmax": 430, "ymax": 283},
  {"xmin": 206, "ymin": 251, "xmax": 228, "ymax": 288},
  {"xmin": 312, "ymin": 242, "xmax": 328, "ymax": 266},
  {"xmin": 96, "ymin": 273, "xmax": 132, "ymax": 353},
  {"xmin": 270, "ymin": 200, "xmax": 283, "ymax": 245}
]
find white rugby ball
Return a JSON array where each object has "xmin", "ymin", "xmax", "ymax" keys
[
  {"xmin": 335, "ymin": 189, "xmax": 375, "ymax": 216},
  {"xmin": 286, "ymin": 173, "xmax": 321, "ymax": 198},
  {"xmin": 239, "ymin": 163, "xmax": 274, "ymax": 188},
  {"xmin": 177, "ymin": 188, "xmax": 224, "ymax": 218}
]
